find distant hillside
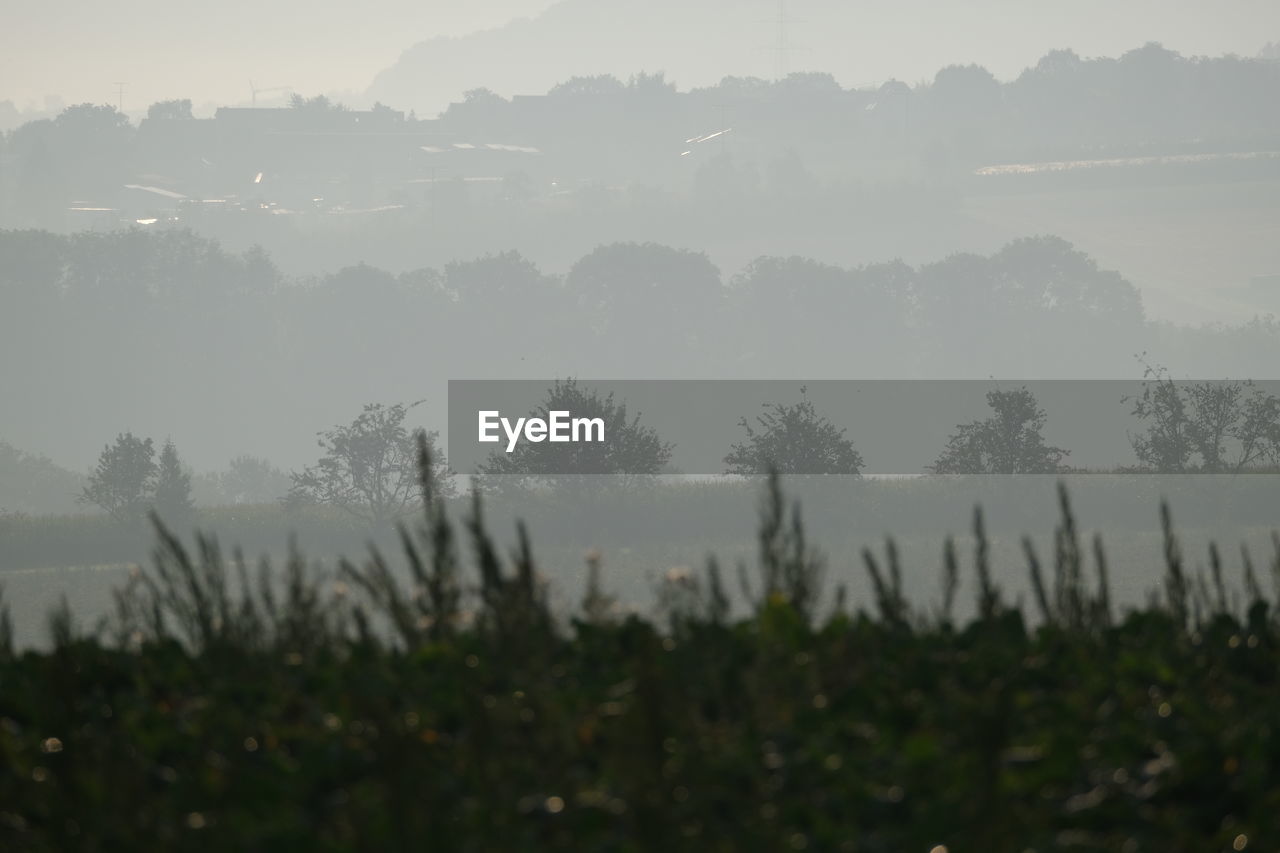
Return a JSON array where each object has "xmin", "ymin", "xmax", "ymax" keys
[{"xmin": 366, "ymin": 0, "xmax": 1280, "ymax": 114}]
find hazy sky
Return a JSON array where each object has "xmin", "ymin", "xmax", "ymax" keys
[
  {"xmin": 2, "ymin": 0, "xmax": 1278, "ymax": 116},
  {"xmin": 0, "ymin": 0, "xmax": 555, "ymax": 113}
]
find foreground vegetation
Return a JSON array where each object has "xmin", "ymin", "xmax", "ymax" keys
[{"xmin": 2, "ymin": 449, "xmax": 1280, "ymax": 850}]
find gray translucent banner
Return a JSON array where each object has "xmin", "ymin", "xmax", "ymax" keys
[{"xmin": 446, "ymin": 379, "xmax": 1280, "ymax": 476}]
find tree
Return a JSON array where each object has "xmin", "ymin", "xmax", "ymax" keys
[
  {"xmin": 442, "ymin": 88, "xmax": 508, "ymax": 125},
  {"xmin": 218, "ymin": 455, "xmax": 292, "ymax": 504},
  {"xmin": 931, "ymin": 388, "xmax": 1069, "ymax": 474},
  {"xmin": 627, "ymin": 71, "xmax": 676, "ymax": 98},
  {"xmin": 289, "ymin": 402, "xmax": 450, "ymax": 525},
  {"xmin": 725, "ymin": 390, "xmax": 864, "ymax": 475},
  {"xmin": 548, "ymin": 75, "xmax": 625, "ymax": 98},
  {"xmin": 445, "ymin": 251, "xmax": 566, "ymax": 351},
  {"xmin": 10, "ymin": 104, "xmax": 133, "ymax": 218},
  {"xmin": 0, "ymin": 440, "xmax": 84, "ymax": 515},
  {"xmin": 153, "ymin": 439, "xmax": 195, "ymax": 524},
  {"xmin": 288, "ymin": 94, "xmax": 343, "ymax": 112},
  {"xmin": 1128, "ymin": 365, "xmax": 1280, "ymax": 473},
  {"xmin": 80, "ymin": 433, "xmax": 157, "ymax": 523},
  {"xmin": 479, "ymin": 380, "xmax": 672, "ymax": 484},
  {"xmin": 929, "ymin": 63, "xmax": 1003, "ymax": 130},
  {"xmin": 566, "ymin": 242, "xmax": 723, "ymax": 372},
  {"xmin": 146, "ymin": 99, "xmax": 193, "ymax": 121}
]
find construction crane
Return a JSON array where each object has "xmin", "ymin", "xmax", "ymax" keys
[{"xmin": 249, "ymin": 81, "xmax": 294, "ymax": 108}]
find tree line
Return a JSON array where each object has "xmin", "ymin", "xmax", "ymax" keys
[
  {"xmin": 72, "ymin": 376, "xmax": 1280, "ymax": 528},
  {"xmin": 4, "ymin": 43, "xmax": 1278, "ymax": 218},
  {"xmin": 0, "ymin": 226, "xmax": 1171, "ymax": 380},
  {"xmin": 2, "ymin": 227, "xmax": 1277, "ymax": 501}
]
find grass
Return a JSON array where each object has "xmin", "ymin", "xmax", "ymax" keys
[{"xmin": 2, "ymin": 451, "xmax": 1280, "ymax": 848}]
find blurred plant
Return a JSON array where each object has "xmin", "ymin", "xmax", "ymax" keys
[
  {"xmin": 739, "ymin": 469, "xmax": 826, "ymax": 622},
  {"xmin": 13, "ymin": 452, "xmax": 1280, "ymax": 850}
]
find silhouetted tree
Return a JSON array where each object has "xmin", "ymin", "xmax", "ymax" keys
[
  {"xmin": 929, "ymin": 63, "xmax": 1004, "ymax": 149},
  {"xmin": 80, "ymin": 433, "xmax": 157, "ymax": 523},
  {"xmin": 1128, "ymin": 365, "xmax": 1280, "ymax": 473},
  {"xmin": 9, "ymin": 104, "xmax": 133, "ymax": 218},
  {"xmin": 153, "ymin": 439, "xmax": 194, "ymax": 524},
  {"xmin": 725, "ymin": 391, "xmax": 864, "ymax": 475},
  {"xmin": 217, "ymin": 455, "xmax": 292, "ymax": 505},
  {"xmin": 627, "ymin": 71, "xmax": 676, "ymax": 97},
  {"xmin": 931, "ymin": 388, "xmax": 1068, "ymax": 474},
  {"xmin": 0, "ymin": 441, "xmax": 84, "ymax": 515},
  {"xmin": 287, "ymin": 94, "xmax": 345, "ymax": 112},
  {"xmin": 548, "ymin": 75, "xmax": 626, "ymax": 98},
  {"xmin": 479, "ymin": 380, "xmax": 672, "ymax": 482},
  {"xmin": 289, "ymin": 402, "xmax": 450, "ymax": 525},
  {"xmin": 146, "ymin": 99, "xmax": 193, "ymax": 121},
  {"xmin": 567, "ymin": 242, "xmax": 722, "ymax": 371}
]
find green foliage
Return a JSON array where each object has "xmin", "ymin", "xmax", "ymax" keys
[
  {"xmin": 747, "ymin": 470, "xmax": 825, "ymax": 621},
  {"xmin": 0, "ymin": 583, "xmax": 11, "ymax": 659},
  {"xmin": 724, "ymin": 390, "xmax": 864, "ymax": 475},
  {"xmin": 4, "ymin": 463, "xmax": 1280, "ymax": 848},
  {"xmin": 289, "ymin": 402, "xmax": 450, "ymax": 526},
  {"xmin": 79, "ymin": 433, "xmax": 157, "ymax": 524},
  {"xmin": 931, "ymin": 387, "xmax": 1069, "ymax": 474},
  {"xmin": 1021, "ymin": 483, "xmax": 1112, "ymax": 631}
]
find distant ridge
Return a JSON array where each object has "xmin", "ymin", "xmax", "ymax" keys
[{"xmin": 364, "ymin": 0, "xmax": 1280, "ymax": 115}]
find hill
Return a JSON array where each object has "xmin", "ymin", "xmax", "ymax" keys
[{"xmin": 366, "ymin": 0, "xmax": 1280, "ymax": 113}]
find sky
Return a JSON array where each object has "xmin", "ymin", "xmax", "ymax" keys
[
  {"xmin": 0, "ymin": 0, "xmax": 555, "ymax": 114},
  {"xmin": 2, "ymin": 0, "xmax": 1278, "ymax": 117}
]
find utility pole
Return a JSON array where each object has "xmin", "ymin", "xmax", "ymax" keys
[
  {"xmin": 773, "ymin": 0, "xmax": 804, "ymax": 81},
  {"xmin": 774, "ymin": 0, "xmax": 791, "ymax": 81},
  {"xmin": 760, "ymin": 1, "xmax": 805, "ymax": 82},
  {"xmin": 111, "ymin": 82, "xmax": 127, "ymax": 113}
]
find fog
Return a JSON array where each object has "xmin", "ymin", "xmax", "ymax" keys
[
  {"xmin": 2, "ymin": 2, "xmax": 1280, "ymax": 648},
  {"xmin": 4, "ymin": 0, "xmax": 1278, "ymax": 113}
]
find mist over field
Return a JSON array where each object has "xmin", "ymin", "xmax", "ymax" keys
[
  {"xmin": 3, "ymin": 1, "xmax": 1280, "ymax": 616},
  {"xmin": 6, "ymin": 3, "xmax": 1280, "ymax": 847}
]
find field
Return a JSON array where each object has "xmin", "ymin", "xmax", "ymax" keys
[
  {"xmin": 5, "ymin": 474, "xmax": 1280, "ymax": 648},
  {"xmin": 2, "ymin": 473, "xmax": 1280, "ymax": 848}
]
